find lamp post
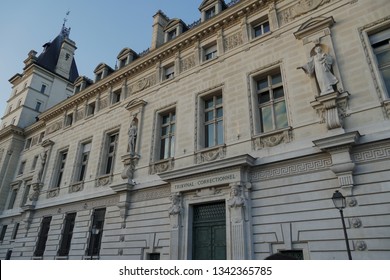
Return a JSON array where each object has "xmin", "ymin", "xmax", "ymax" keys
[
  {"xmin": 332, "ymin": 190, "xmax": 352, "ymax": 260},
  {"xmin": 88, "ymin": 225, "xmax": 100, "ymax": 259}
]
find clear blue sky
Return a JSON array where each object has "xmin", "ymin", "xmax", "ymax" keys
[{"xmin": 0, "ymin": 0, "xmax": 203, "ymax": 118}]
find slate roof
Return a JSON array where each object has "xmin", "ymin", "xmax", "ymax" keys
[{"xmin": 35, "ymin": 27, "xmax": 79, "ymax": 83}]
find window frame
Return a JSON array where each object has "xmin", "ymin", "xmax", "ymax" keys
[
  {"xmin": 101, "ymin": 131, "xmax": 119, "ymax": 176},
  {"xmin": 368, "ymin": 27, "xmax": 390, "ymax": 98},
  {"xmin": 196, "ymin": 88, "xmax": 225, "ymax": 150},
  {"xmin": 54, "ymin": 149, "xmax": 68, "ymax": 188},
  {"xmin": 203, "ymin": 44, "xmax": 218, "ymax": 62},
  {"xmin": 57, "ymin": 212, "xmax": 77, "ymax": 257},
  {"xmin": 75, "ymin": 141, "xmax": 92, "ymax": 182},
  {"xmin": 34, "ymin": 216, "xmax": 52, "ymax": 257},
  {"xmin": 251, "ymin": 19, "xmax": 270, "ymax": 39},
  {"xmin": 251, "ymin": 67, "xmax": 289, "ymax": 135},
  {"xmin": 158, "ymin": 110, "xmax": 176, "ymax": 160}
]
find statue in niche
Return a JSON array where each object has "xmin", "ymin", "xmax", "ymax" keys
[
  {"xmin": 298, "ymin": 45, "xmax": 338, "ymax": 95},
  {"xmin": 228, "ymin": 185, "xmax": 245, "ymax": 208},
  {"xmin": 37, "ymin": 151, "xmax": 47, "ymax": 183},
  {"xmin": 128, "ymin": 119, "xmax": 137, "ymax": 156}
]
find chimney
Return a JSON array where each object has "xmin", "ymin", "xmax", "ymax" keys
[{"xmin": 151, "ymin": 10, "xmax": 169, "ymax": 50}]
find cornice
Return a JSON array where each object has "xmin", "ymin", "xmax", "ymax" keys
[
  {"xmin": 0, "ymin": 125, "xmax": 24, "ymax": 140},
  {"xmin": 159, "ymin": 154, "xmax": 256, "ymax": 181},
  {"xmin": 38, "ymin": 0, "xmax": 269, "ymax": 123}
]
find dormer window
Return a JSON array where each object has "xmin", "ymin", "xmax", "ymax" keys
[
  {"xmin": 168, "ymin": 29, "xmax": 177, "ymax": 41},
  {"xmin": 119, "ymin": 58, "xmax": 127, "ymax": 68},
  {"xmin": 199, "ymin": 0, "xmax": 227, "ymax": 22},
  {"xmin": 74, "ymin": 85, "xmax": 81, "ymax": 94},
  {"xmin": 95, "ymin": 73, "xmax": 103, "ymax": 82},
  {"xmin": 205, "ymin": 7, "xmax": 216, "ymax": 20}
]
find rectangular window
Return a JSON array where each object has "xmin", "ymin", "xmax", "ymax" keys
[
  {"xmin": 95, "ymin": 73, "xmax": 103, "ymax": 82},
  {"xmin": 0, "ymin": 225, "xmax": 7, "ymax": 242},
  {"xmin": 87, "ymin": 208, "xmax": 106, "ymax": 257},
  {"xmin": 112, "ymin": 89, "xmax": 121, "ymax": 104},
  {"xmin": 204, "ymin": 94, "xmax": 224, "ymax": 148},
  {"xmin": 31, "ymin": 155, "xmax": 39, "ymax": 171},
  {"xmin": 34, "ymin": 216, "xmax": 52, "ymax": 257},
  {"xmin": 159, "ymin": 111, "xmax": 176, "ymax": 160},
  {"xmin": 256, "ymin": 70, "xmax": 288, "ymax": 133},
  {"xmin": 35, "ymin": 101, "xmax": 42, "ymax": 112},
  {"xmin": 18, "ymin": 161, "xmax": 26, "ymax": 175},
  {"xmin": 119, "ymin": 58, "xmax": 127, "ymax": 68},
  {"xmin": 164, "ymin": 65, "xmax": 175, "ymax": 80},
  {"xmin": 370, "ymin": 28, "xmax": 390, "ymax": 96},
  {"xmin": 148, "ymin": 253, "xmax": 161, "ymax": 260},
  {"xmin": 65, "ymin": 113, "xmax": 73, "ymax": 126},
  {"xmin": 7, "ymin": 188, "xmax": 18, "ymax": 210},
  {"xmin": 40, "ymin": 84, "xmax": 47, "ymax": 94},
  {"xmin": 55, "ymin": 150, "xmax": 68, "ymax": 188},
  {"xmin": 253, "ymin": 20, "xmax": 270, "ymax": 38},
  {"xmin": 11, "ymin": 223, "xmax": 19, "ymax": 240},
  {"xmin": 205, "ymin": 7, "xmax": 216, "ymax": 20},
  {"xmin": 87, "ymin": 102, "xmax": 96, "ymax": 116},
  {"xmin": 25, "ymin": 138, "xmax": 32, "ymax": 149},
  {"xmin": 58, "ymin": 212, "xmax": 77, "ymax": 256},
  {"xmin": 20, "ymin": 184, "xmax": 31, "ymax": 207},
  {"xmin": 103, "ymin": 132, "xmax": 119, "ymax": 175},
  {"xmin": 77, "ymin": 142, "xmax": 91, "ymax": 182},
  {"xmin": 204, "ymin": 44, "xmax": 217, "ymax": 61},
  {"xmin": 167, "ymin": 29, "xmax": 177, "ymax": 41},
  {"xmin": 38, "ymin": 132, "xmax": 45, "ymax": 143}
]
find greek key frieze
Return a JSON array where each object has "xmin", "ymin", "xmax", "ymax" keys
[
  {"xmin": 251, "ymin": 157, "xmax": 332, "ymax": 181},
  {"xmin": 352, "ymin": 144, "xmax": 390, "ymax": 163}
]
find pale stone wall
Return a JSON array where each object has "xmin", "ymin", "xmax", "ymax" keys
[{"xmin": 0, "ymin": 0, "xmax": 390, "ymax": 260}]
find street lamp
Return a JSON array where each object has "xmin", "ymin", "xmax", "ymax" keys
[
  {"xmin": 88, "ymin": 225, "xmax": 100, "ymax": 259},
  {"xmin": 331, "ymin": 190, "xmax": 352, "ymax": 260}
]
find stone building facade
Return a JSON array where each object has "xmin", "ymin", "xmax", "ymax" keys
[{"xmin": 0, "ymin": 0, "xmax": 389, "ymax": 260}]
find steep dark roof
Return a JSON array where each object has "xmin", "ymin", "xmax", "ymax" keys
[{"xmin": 35, "ymin": 28, "xmax": 78, "ymax": 83}]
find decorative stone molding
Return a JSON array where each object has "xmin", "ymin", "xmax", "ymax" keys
[
  {"xmin": 352, "ymin": 142, "xmax": 390, "ymax": 163},
  {"xmin": 149, "ymin": 158, "xmax": 175, "ymax": 174},
  {"xmin": 128, "ymin": 73, "xmax": 157, "ymax": 95},
  {"xmin": 351, "ymin": 217, "xmax": 362, "ymax": 228},
  {"xmin": 29, "ymin": 183, "xmax": 42, "ymax": 201},
  {"xmin": 168, "ymin": 193, "xmax": 182, "ymax": 217},
  {"xmin": 224, "ymin": 31, "xmax": 243, "ymax": 52},
  {"xmin": 45, "ymin": 120, "xmax": 63, "ymax": 135},
  {"xmin": 251, "ymin": 156, "xmax": 332, "ymax": 181},
  {"xmin": 195, "ymin": 145, "xmax": 226, "ymax": 164},
  {"xmin": 46, "ymin": 188, "xmax": 60, "ymax": 198},
  {"xmin": 252, "ymin": 128, "xmax": 292, "ymax": 150},
  {"xmin": 110, "ymin": 184, "xmax": 133, "ymax": 228},
  {"xmin": 69, "ymin": 182, "xmax": 84, "ymax": 193},
  {"xmin": 278, "ymin": 0, "xmax": 333, "ymax": 26},
  {"xmin": 347, "ymin": 197, "xmax": 358, "ymax": 207},
  {"xmin": 310, "ymin": 91, "xmax": 350, "ymax": 130},
  {"xmin": 96, "ymin": 174, "xmax": 113, "ymax": 187},
  {"xmin": 121, "ymin": 154, "xmax": 139, "ymax": 185},
  {"xmin": 313, "ymin": 131, "xmax": 360, "ymax": 195},
  {"xmin": 180, "ymin": 54, "xmax": 196, "ymax": 72},
  {"xmin": 355, "ymin": 241, "xmax": 367, "ymax": 251}
]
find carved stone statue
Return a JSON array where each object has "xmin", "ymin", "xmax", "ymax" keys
[
  {"xmin": 228, "ymin": 185, "xmax": 245, "ymax": 208},
  {"xmin": 37, "ymin": 151, "xmax": 47, "ymax": 183},
  {"xmin": 169, "ymin": 193, "xmax": 182, "ymax": 216},
  {"xmin": 128, "ymin": 120, "xmax": 137, "ymax": 156},
  {"xmin": 298, "ymin": 45, "xmax": 338, "ymax": 95}
]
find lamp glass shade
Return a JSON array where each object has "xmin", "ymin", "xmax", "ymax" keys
[{"xmin": 332, "ymin": 190, "xmax": 346, "ymax": 210}]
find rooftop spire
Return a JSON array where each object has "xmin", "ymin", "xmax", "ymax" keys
[{"xmin": 61, "ymin": 10, "xmax": 71, "ymax": 38}]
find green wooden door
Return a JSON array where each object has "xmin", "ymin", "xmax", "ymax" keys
[{"xmin": 192, "ymin": 202, "xmax": 226, "ymax": 260}]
